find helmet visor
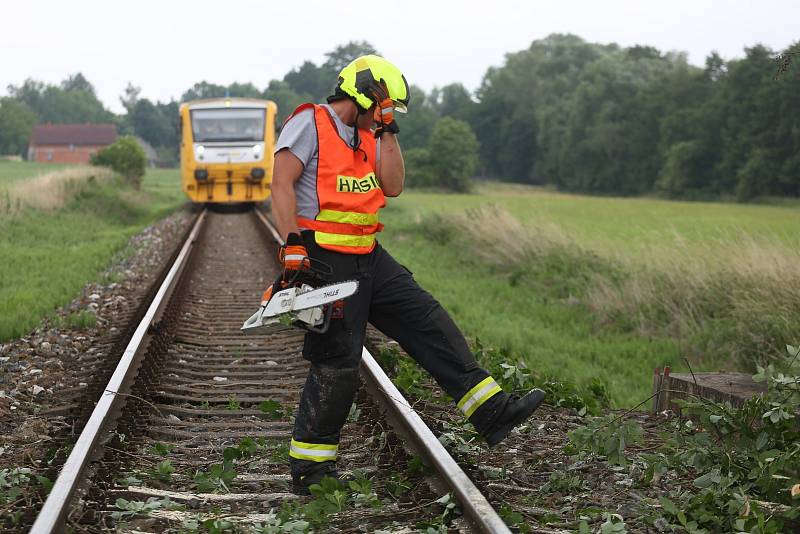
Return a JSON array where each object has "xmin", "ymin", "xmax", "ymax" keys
[{"xmin": 392, "ymin": 101, "xmax": 408, "ymax": 114}]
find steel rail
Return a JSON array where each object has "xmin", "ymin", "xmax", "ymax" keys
[
  {"xmin": 255, "ymin": 209, "xmax": 511, "ymax": 534},
  {"xmin": 30, "ymin": 209, "xmax": 208, "ymax": 534}
]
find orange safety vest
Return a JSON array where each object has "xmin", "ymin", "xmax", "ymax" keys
[{"xmin": 291, "ymin": 103, "xmax": 385, "ymax": 254}]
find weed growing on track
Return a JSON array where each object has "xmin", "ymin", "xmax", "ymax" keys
[
  {"xmin": 566, "ymin": 416, "xmax": 644, "ymax": 467},
  {"xmin": 151, "ymin": 459, "xmax": 174, "ymax": 482},
  {"xmin": 111, "ymin": 496, "xmax": 180, "ymax": 521},
  {"xmin": 258, "ymin": 399, "xmax": 285, "ymax": 420},
  {"xmin": 0, "ymin": 468, "xmax": 52, "ymax": 527}
]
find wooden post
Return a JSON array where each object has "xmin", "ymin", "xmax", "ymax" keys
[
  {"xmin": 651, "ymin": 367, "xmax": 662, "ymax": 413},
  {"xmin": 659, "ymin": 366, "xmax": 670, "ymax": 412}
]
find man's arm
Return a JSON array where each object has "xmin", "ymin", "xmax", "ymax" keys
[
  {"xmin": 271, "ymin": 149, "xmax": 305, "ymax": 240},
  {"xmin": 377, "ymin": 133, "xmax": 404, "ymax": 197}
]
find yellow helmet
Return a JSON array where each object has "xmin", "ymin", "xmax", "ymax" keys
[{"xmin": 334, "ymin": 55, "xmax": 410, "ymax": 113}]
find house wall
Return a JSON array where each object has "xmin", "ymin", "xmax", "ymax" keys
[{"xmin": 30, "ymin": 144, "xmax": 107, "ymax": 164}]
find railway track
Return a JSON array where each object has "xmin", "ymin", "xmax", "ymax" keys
[{"xmin": 29, "ymin": 208, "xmax": 511, "ymax": 533}]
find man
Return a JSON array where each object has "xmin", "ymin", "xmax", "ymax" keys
[{"xmin": 268, "ymin": 55, "xmax": 545, "ymax": 495}]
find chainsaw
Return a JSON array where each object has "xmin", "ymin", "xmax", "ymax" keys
[{"xmin": 241, "ymin": 256, "xmax": 357, "ymax": 335}]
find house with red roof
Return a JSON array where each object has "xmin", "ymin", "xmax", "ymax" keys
[{"xmin": 28, "ymin": 123, "xmax": 117, "ymax": 164}]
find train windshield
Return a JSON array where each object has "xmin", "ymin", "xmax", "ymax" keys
[{"xmin": 191, "ymin": 108, "xmax": 265, "ymax": 143}]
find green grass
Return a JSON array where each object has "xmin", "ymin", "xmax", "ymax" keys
[
  {"xmin": 378, "ymin": 184, "xmax": 800, "ymax": 406},
  {"xmin": 0, "ymin": 161, "xmax": 68, "ymax": 187},
  {"xmin": 0, "ymin": 164, "xmax": 185, "ymax": 341},
  {"xmin": 401, "ymin": 183, "xmax": 800, "ymax": 257}
]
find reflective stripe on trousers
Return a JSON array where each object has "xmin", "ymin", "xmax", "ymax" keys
[
  {"xmin": 457, "ymin": 377, "xmax": 502, "ymax": 418},
  {"xmin": 289, "ymin": 439, "xmax": 338, "ymax": 462}
]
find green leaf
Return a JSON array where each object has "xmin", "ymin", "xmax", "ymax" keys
[
  {"xmin": 223, "ymin": 447, "xmax": 242, "ymax": 463},
  {"xmin": 659, "ymin": 496, "xmax": 678, "ymax": 515},
  {"xmin": 258, "ymin": 400, "xmax": 284, "ymax": 420},
  {"xmin": 35, "ymin": 475, "xmax": 54, "ymax": 491},
  {"xmin": 693, "ymin": 470, "xmax": 721, "ymax": 489},
  {"xmin": 676, "ymin": 510, "xmax": 687, "ymax": 526},
  {"xmin": 149, "ymin": 442, "xmax": 174, "ymax": 456}
]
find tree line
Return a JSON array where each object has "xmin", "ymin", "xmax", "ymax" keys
[{"xmin": 0, "ymin": 36, "xmax": 797, "ymax": 199}]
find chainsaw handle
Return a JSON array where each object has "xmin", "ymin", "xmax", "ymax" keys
[
  {"xmin": 301, "ymin": 302, "xmax": 332, "ymax": 334},
  {"xmin": 285, "ymin": 256, "xmax": 333, "ymax": 287}
]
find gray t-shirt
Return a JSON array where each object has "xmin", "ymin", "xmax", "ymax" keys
[{"xmin": 275, "ymin": 104, "xmax": 379, "ymax": 222}]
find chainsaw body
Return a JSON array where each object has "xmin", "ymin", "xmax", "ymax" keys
[{"xmin": 241, "ymin": 256, "xmax": 357, "ymax": 335}]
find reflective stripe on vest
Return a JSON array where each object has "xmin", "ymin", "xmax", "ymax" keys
[
  {"xmin": 457, "ymin": 377, "xmax": 502, "ymax": 418},
  {"xmin": 287, "ymin": 103, "xmax": 385, "ymax": 255},
  {"xmin": 318, "ymin": 209, "xmax": 379, "ymax": 226},
  {"xmin": 314, "ymin": 231, "xmax": 376, "ymax": 249},
  {"xmin": 289, "ymin": 439, "xmax": 338, "ymax": 462}
]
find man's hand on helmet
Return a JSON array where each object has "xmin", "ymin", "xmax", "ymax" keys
[{"xmin": 369, "ymin": 81, "xmax": 400, "ymax": 138}]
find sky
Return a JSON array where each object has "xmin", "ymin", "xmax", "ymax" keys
[{"xmin": 0, "ymin": 0, "xmax": 795, "ymax": 113}]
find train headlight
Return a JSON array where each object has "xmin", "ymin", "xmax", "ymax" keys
[
  {"xmin": 196, "ymin": 145, "xmax": 205, "ymax": 160},
  {"xmin": 253, "ymin": 145, "xmax": 262, "ymax": 154},
  {"xmin": 250, "ymin": 168, "xmax": 265, "ymax": 181}
]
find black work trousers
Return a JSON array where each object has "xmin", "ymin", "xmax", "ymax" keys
[{"xmin": 290, "ymin": 231, "xmax": 508, "ymax": 477}]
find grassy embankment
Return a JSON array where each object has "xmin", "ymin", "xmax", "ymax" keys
[
  {"xmin": 378, "ymin": 184, "xmax": 800, "ymax": 406},
  {"xmin": 0, "ymin": 161, "xmax": 185, "ymax": 341},
  {"xmin": 2, "ymin": 162, "xmax": 796, "ymax": 406}
]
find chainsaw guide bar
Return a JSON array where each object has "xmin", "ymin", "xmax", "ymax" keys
[{"xmin": 241, "ymin": 280, "xmax": 358, "ymax": 334}]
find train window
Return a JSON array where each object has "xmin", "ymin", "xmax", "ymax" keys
[{"xmin": 190, "ymin": 108, "xmax": 265, "ymax": 143}]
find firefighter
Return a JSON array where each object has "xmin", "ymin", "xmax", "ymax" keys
[{"xmin": 269, "ymin": 55, "xmax": 545, "ymax": 495}]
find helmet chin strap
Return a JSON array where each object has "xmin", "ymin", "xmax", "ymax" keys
[
  {"xmin": 329, "ymin": 90, "xmax": 370, "ymax": 161},
  {"xmin": 350, "ymin": 104, "xmax": 370, "ymax": 162}
]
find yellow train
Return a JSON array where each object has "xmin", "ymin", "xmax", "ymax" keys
[{"xmin": 179, "ymin": 98, "xmax": 277, "ymax": 203}]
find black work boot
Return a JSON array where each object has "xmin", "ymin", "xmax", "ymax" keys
[
  {"xmin": 291, "ymin": 461, "xmax": 338, "ymax": 496},
  {"xmin": 483, "ymin": 389, "xmax": 546, "ymax": 447}
]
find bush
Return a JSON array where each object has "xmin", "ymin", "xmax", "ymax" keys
[
  {"xmin": 403, "ymin": 147, "xmax": 435, "ymax": 188},
  {"xmin": 428, "ymin": 117, "xmax": 479, "ymax": 192},
  {"xmin": 90, "ymin": 136, "xmax": 146, "ymax": 189}
]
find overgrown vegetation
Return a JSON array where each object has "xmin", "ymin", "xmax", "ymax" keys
[
  {"xmin": 0, "ymin": 163, "xmax": 185, "ymax": 341},
  {"xmin": 0, "ymin": 468, "xmax": 52, "ymax": 527},
  {"xmin": 567, "ymin": 344, "xmax": 800, "ymax": 533},
  {"xmin": 1, "ymin": 165, "xmax": 116, "ymax": 214},
  {"xmin": 108, "ymin": 432, "xmax": 461, "ymax": 533},
  {"xmin": 379, "ymin": 190, "xmax": 800, "ymax": 404},
  {"xmin": 442, "ymin": 203, "xmax": 799, "ymax": 372}
]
